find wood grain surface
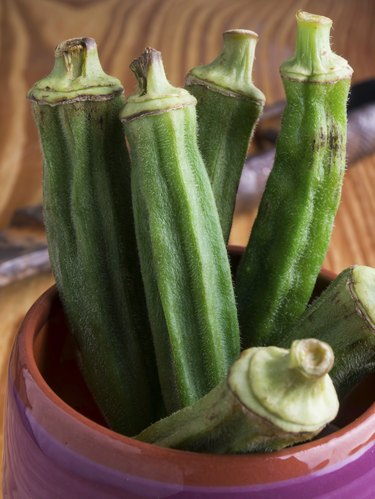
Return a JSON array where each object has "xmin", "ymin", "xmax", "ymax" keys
[{"xmin": 1, "ymin": 0, "xmax": 375, "ymax": 492}]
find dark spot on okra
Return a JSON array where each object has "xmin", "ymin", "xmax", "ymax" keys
[
  {"xmin": 320, "ymin": 129, "xmax": 326, "ymax": 144},
  {"xmin": 328, "ymin": 126, "xmax": 340, "ymax": 153},
  {"xmin": 342, "ymin": 311, "xmax": 355, "ymax": 321},
  {"xmin": 312, "ymin": 129, "xmax": 327, "ymax": 152}
]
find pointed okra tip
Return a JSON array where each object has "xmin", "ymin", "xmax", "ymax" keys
[
  {"xmin": 121, "ymin": 47, "xmax": 196, "ymax": 121},
  {"xmin": 186, "ymin": 29, "xmax": 265, "ymax": 102},
  {"xmin": 129, "ymin": 47, "xmax": 166, "ymax": 96},
  {"xmin": 28, "ymin": 37, "xmax": 123, "ymax": 105},
  {"xmin": 280, "ymin": 10, "xmax": 353, "ymax": 82},
  {"xmin": 229, "ymin": 339, "xmax": 339, "ymax": 434}
]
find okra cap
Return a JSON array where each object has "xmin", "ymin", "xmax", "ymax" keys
[
  {"xmin": 121, "ymin": 48, "xmax": 196, "ymax": 121},
  {"xmin": 28, "ymin": 37, "xmax": 123, "ymax": 105},
  {"xmin": 280, "ymin": 11, "xmax": 353, "ymax": 83},
  {"xmin": 186, "ymin": 29, "xmax": 265, "ymax": 103},
  {"xmin": 229, "ymin": 339, "xmax": 339, "ymax": 433}
]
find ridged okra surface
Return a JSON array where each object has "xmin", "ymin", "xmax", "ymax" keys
[
  {"xmin": 236, "ymin": 12, "xmax": 352, "ymax": 348},
  {"xmin": 29, "ymin": 38, "xmax": 160, "ymax": 435},
  {"xmin": 186, "ymin": 29, "xmax": 265, "ymax": 242},
  {"xmin": 121, "ymin": 48, "xmax": 240, "ymax": 414}
]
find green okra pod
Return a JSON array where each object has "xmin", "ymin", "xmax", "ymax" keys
[
  {"xmin": 136, "ymin": 339, "xmax": 338, "ymax": 453},
  {"xmin": 28, "ymin": 38, "xmax": 160, "ymax": 435},
  {"xmin": 186, "ymin": 30, "xmax": 265, "ymax": 242},
  {"xmin": 121, "ymin": 48, "xmax": 240, "ymax": 414},
  {"xmin": 281, "ymin": 265, "xmax": 375, "ymax": 398},
  {"xmin": 236, "ymin": 12, "xmax": 353, "ymax": 347}
]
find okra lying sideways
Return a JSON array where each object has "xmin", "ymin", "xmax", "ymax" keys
[
  {"xmin": 186, "ymin": 30, "xmax": 265, "ymax": 242},
  {"xmin": 136, "ymin": 339, "xmax": 338, "ymax": 453},
  {"xmin": 121, "ymin": 48, "xmax": 240, "ymax": 414},
  {"xmin": 281, "ymin": 266, "xmax": 375, "ymax": 398},
  {"xmin": 236, "ymin": 11, "xmax": 353, "ymax": 348},
  {"xmin": 28, "ymin": 38, "xmax": 160, "ymax": 435}
]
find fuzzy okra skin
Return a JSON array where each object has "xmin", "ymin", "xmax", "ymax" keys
[
  {"xmin": 121, "ymin": 48, "xmax": 240, "ymax": 414},
  {"xmin": 185, "ymin": 30, "xmax": 265, "ymax": 243},
  {"xmin": 236, "ymin": 12, "xmax": 353, "ymax": 348},
  {"xmin": 28, "ymin": 38, "xmax": 161, "ymax": 435},
  {"xmin": 136, "ymin": 339, "xmax": 338, "ymax": 453},
  {"xmin": 281, "ymin": 265, "xmax": 375, "ymax": 398}
]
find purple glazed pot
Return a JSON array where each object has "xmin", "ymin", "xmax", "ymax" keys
[{"xmin": 3, "ymin": 265, "xmax": 375, "ymax": 498}]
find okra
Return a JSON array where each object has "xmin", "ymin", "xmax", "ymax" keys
[
  {"xmin": 185, "ymin": 30, "xmax": 265, "ymax": 242},
  {"xmin": 281, "ymin": 266, "xmax": 375, "ymax": 398},
  {"xmin": 236, "ymin": 12, "xmax": 353, "ymax": 347},
  {"xmin": 121, "ymin": 48, "xmax": 240, "ymax": 414},
  {"xmin": 28, "ymin": 38, "xmax": 160, "ymax": 435},
  {"xmin": 136, "ymin": 339, "xmax": 338, "ymax": 453}
]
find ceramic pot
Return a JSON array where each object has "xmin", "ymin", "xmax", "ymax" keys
[{"xmin": 3, "ymin": 267, "xmax": 375, "ymax": 498}]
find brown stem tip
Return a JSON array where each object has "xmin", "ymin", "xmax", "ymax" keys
[{"xmin": 130, "ymin": 47, "xmax": 163, "ymax": 95}]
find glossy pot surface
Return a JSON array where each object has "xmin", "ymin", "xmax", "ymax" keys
[{"xmin": 3, "ymin": 274, "xmax": 375, "ymax": 498}]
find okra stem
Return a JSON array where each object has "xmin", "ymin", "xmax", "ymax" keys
[
  {"xmin": 121, "ymin": 48, "xmax": 240, "ymax": 414},
  {"xmin": 29, "ymin": 37, "xmax": 123, "ymax": 104},
  {"xmin": 29, "ymin": 38, "xmax": 161, "ymax": 435},
  {"xmin": 136, "ymin": 339, "xmax": 338, "ymax": 454},
  {"xmin": 186, "ymin": 30, "xmax": 265, "ymax": 242},
  {"xmin": 236, "ymin": 11, "xmax": 353, "ymax": 348},
  {"xmin": 283, "ymin": 12, "xmax": 352, "ymax": 82},
  {"xmin": 281, "ymin": 266, "xmax": 375, "ymax": 398}
]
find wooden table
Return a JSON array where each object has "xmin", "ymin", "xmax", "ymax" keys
[{"xmin": 1, "ymin": 0, "xmax": 375, "ymax": 493}]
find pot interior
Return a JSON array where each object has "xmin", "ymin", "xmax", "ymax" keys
[{"xmin": 33, "ymin": 292, "xmax": 107, "ymax": 426}]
